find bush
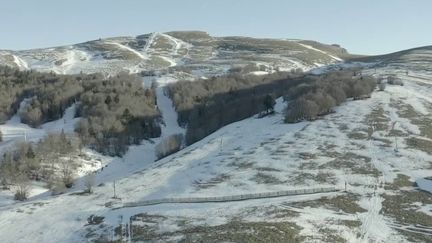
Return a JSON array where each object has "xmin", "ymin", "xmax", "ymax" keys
[
  {"xmin": 285, "ymin": 98, "xmax": 319, "ymax": 123},
  {"xmin": 13, "ymin": 174, "xmax": 30, "ymax": 201},
  {"xmin": 387, "ymin": 75, "xmax": 396, "ymax": 84},
  {"xmin": 326, "ymin": 86, "xmax": 346, "ymax": 104},
  {"xmin": 19, "ymin": 99, "xmax": 43, "ymax": 127},
  {"xmin": 387, "ymin": 75, "xmax": 404, "ymax": 86},
  {"xmin": 14, "ymin": 190, "xmax": 28, "ymax": 201},
  {"xmin": 51, "ymin": 181, "xmax": 67, "ymax": 195},
  {"xmin": 352, "ymin": 82, "xmax": 369, "ymax": 99},
  {"xmin": 84, "ymin": 173, "xmax": 96, "ymax": 193},
  {"xmin": 388, "ymin": 78, "xmax": 404, "ymax": 86},
  {"xmin": 263, "ymin": 94, "xmax": 276, "ymax": 114},
  {"xmin": 155, "ymin": 134, "xmax": 184, "ymax": 159}
]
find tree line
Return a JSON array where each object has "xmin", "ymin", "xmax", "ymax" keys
[
  {"xmin": 0, "ymin": 66, "xmax": 88, "ymax": 125},
  {"xmin": 167, "ymin": 71, "xmax": 305, "ymax": 144},
  {"xmin": 285, "ymin": 71, "xmax": 377, "ymax": 122},
  {"xmin": 168, "ymin": 70, "xmax": 377, "ymax": 144},
  {"xmin": 0, "ymin": 66, "xmax": 161, "ymax": 156}
]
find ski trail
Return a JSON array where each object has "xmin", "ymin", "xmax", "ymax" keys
[
  {"xmin": 154, "ymin": 78, "xmax": 185, "ymax": 138},
  {"xmin": 12, "ymin": 55, "xmax": 29, "ymax": 70},
  {"xmin": 143, "ymin": 32, "xmax": 158, "ymax": 54},
  {"xmin": 357, "ymin": 107, "xmax": 392, "ymax": 243},
  {"xmin": 297, "ymin": 43, "xmax": 343, "ymax": 61},
  {"xmin": 157, "ymin": 33, "xmax": 191, "ymax": 66},
  {"xmin": 159, "ymin": 56, "xmax": 177, "ymax": 67},
  {"xmin": 107, "ymin": 42, "xmax": 147, "ymax": 60},
  {"xmin": 53, "ymin": 50, "xmax": 88, "ymax": 74},
  {"xmin": 159, "ymin": 33, "xmax": 191, "ymax": 56}
]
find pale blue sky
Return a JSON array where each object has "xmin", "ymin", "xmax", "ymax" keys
[{"xmin": 1, "ymin": 0, "xmax": 431, "ymax": 55}]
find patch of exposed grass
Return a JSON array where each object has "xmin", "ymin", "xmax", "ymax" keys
[
  {"xmin": 347, "ymin": 131, "xmax": 369, "ymax": 140},
  {"xmin": 382, "ymin": 190, "xmax": 432, "ymax": 242},
  {"xmin": 316, "ymin": 228, "xmax": 346, "ymax": 243},
  {"xmin": 227, "ymin": 160, "xmax": 254, "ymax": 170},
  {"xmin": 365, "ymin": 106, "xmax": 390, "ymax": 132},
  {"xmin": 338, "ymin": 123, "xmax": 349, "ymax": 131},
  {"xmin": 387, "ymin": 129, "xmax": 409, "ymax": 137},
  {"xmin": 382, "ymin": 191, "xmax": 432, "ymax": 227},
  {"xmin": 264, "ymin": 206, "xmax": 300, "ymax": 219},
  {"xmin": 255, "ymin": 167, "xmax": 282, "ymax": 172},
  {"xmin": 372, "ymin": 137, "xmax": 393, "ymax": 147},
  {"xmin": 318, "ymin": 151, "xmax": 380, "ymax": 177},
  {"xmin": 193, "ymin": 174, "xmax": 231, "ymax": 189},
  {"xmin": 384, "ymin": 174, "xmax": 414, "ymax": 190},
  {"xmin": 179, "ymin": 220, "xmax": 304, "ymax": 243},
  {"xmin": 316, "ymin": 171, "xmax": 337, "ymax": 184},
  {"xmin": 298, "ymin": 161, "xmax": 320, "ymax": 170},
  {"xmin": 292, "ymin": 194, "xmax": 366, "ymax": 214},
  {"xmin": 341, "ymin": 220, "xmax": 362, "ymax": 229},
  {"xmin": 151, "ymin": 36, "xmax": 174, "ymax": 50},
  {"xmin": 291, "ymin": 172, "xmax": 316, "ymax": 185},
  {"xmin": 391, "ymin": 100, "xmax": 432, "ymax": 139},
  {"xmin": 128, "ymin": 214, "xmax": 304, "ymax": 243},
  {"xmin": 252, "ymin": 172, "xmax": 284, "ymax": 185},
  {"xmin": 297, "ymin": 152, "xmax": 317, "ymax": 160},
  {"xmin": 405, "ymin": 137, "xmax": 432, "ymax": 155}
]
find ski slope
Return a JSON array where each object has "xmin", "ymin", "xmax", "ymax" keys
[{"xmin": 1, "ymin": 66, "xmax": 432, "ymax": 242}]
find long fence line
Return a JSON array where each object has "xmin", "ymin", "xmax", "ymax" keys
[{"xmin": 118, "ymin": 187, "xmax": 338, "ymax": 208}]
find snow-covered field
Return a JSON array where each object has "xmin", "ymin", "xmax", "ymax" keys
[{"xmin": 1, "ymin": 65, "xmax": 432, "ymax": 242}]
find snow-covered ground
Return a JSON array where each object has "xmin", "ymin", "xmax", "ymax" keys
[{"xmin": 1, "ymin": 66, "xmax": 432, "ymax": 242}]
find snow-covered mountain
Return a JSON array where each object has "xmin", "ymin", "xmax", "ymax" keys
[{"xmin": 0, "ymin": 31, "xmax": 349, "ymax": 76}]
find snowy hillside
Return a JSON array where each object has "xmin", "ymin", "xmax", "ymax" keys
[
  {"xmin": 0, "ymin": 31, "xmax": 348, "ymax": 77},
  {"xmin": 1, "ymin": 63, "xmax": 432, "ymax": 242}
]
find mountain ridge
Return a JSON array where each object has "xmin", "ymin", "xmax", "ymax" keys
[{"xmin": 0, "ymin": 31, "xmax": 352, "ymax": 76}]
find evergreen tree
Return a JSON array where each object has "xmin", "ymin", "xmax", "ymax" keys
[{"xmin": 263, "ymin": 94, "xmax": 276, "ymax": 114}]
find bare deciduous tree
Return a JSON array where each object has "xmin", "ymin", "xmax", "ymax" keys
[
  {"xmin": 155, "ymin": 134, "xmax": 184, "ymax": 159},
  {"xmin": 84, "ymin": 173, "xmax": 96, "ymax": 193},
  {"xmin": 13, "ymin": 174, "xmax": 30, "ymax": 201}
]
